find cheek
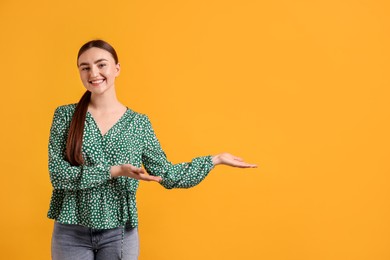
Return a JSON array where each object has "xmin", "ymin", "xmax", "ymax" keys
[
  {"xmin": 79, "ymin": 72, "xmax": 87, "ymax": 79},
  {"xmin": 80, "ymin": 74, "xmax": 90, "ymax": 85},
  {"xmin": 104, "ymin": 69, "xmax": 117, "ymax": 78},
  {"xmin": 81, "ymin": 77, "xmax": 89, "ymax": 85}
]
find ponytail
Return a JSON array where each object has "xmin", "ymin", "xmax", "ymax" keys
[{"xmin": 65, "ymin": 91, "xmax": 91, "ymax": 166}]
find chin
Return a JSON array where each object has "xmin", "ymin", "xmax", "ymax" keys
[{"xmin": 88, "ymin": 87, "xmax": 113, "ymax": 96}]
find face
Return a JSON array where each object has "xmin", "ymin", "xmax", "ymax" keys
[{"xmin": 77, "ymin": 47, "xmax": 120, "ymax": 95}]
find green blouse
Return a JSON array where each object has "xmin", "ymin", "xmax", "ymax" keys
[{"xmin": 47, "ymin": 104, "xmax": 214, "ymax": 229}]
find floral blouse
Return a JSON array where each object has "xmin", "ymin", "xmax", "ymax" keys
[{"xmin": 47, "ymin": 104, "xmax": 214, "ymax": 229}]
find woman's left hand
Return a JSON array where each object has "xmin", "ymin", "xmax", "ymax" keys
[{"xmin": 212, "ymin": 153, "xmax": 257, "ymax": 168}]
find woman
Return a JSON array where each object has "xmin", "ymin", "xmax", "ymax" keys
[{"xmin": 48, "ymin": 39, "xmax": 256, "ymax": 260}]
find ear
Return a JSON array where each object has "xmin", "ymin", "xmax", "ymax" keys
[{"xmin": 115, "ymin": 63, "xmax": 121, "ymax": 77}]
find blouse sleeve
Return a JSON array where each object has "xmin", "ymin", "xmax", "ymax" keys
[
  {"xmin": 48, "ymin": 106, "xmax": 111, "ymax": 191},
  {"xmin": 141, "ymin": 115, "xmax": 214, "ymax": 189}
]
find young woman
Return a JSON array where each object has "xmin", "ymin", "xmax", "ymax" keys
[{"xmin": 48, "ymin": 39, "xmax": 257, "ymax": 260}]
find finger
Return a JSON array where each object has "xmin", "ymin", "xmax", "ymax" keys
[
  {"xmin": 139, "ymin": 174, "xmax": 162, "ymax": 182},
  {"xmin": 239, "ymin": 163, "xmax": 258, "ymax": 168},
  {"xmin": 233, "ymin": 161, "xmax": 257, "ymax": 168},
  {"xmin": 233, "ymin": 156, "xmax": 244, "ymax": 162},
  {"xmin": 129, "ymin": 166, "xmax": 145, "ymax": 175},
  {"xmin": 127, "ymin": 172, "xmax": 161, "ymax": 182}
]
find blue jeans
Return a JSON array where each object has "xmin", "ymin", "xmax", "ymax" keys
[{"xmin": 51, "ymin": 222, "xmax": 139, "ymax": 260}]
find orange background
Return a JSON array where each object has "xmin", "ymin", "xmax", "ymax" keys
[{"xmin": 0, "ymin": 0, "xmax": 389, "ymax": 259}]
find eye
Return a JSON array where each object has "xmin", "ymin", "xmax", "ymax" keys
[
  {"xmin": 98, "ymin": 63, "xmax": 107, "ymax": 68},
  {"xmin": 81, "ymin": 67, "xmax": 90, "ymax": 71}
]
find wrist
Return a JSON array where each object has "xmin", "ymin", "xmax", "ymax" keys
[
  {"xmin": 110, "ymin": 165, "xmax": 122, "ymax": 178},
  {"xmin": 212, "ymin": 154, "xmax": 221, "ymax": 166}
]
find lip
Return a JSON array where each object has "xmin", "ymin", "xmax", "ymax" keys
[{"xmin": 89, "ymin": 78, "xmax": 105, "ymax": 85}]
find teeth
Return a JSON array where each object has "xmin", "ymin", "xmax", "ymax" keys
[{"xmin": 91, "ymin": 79, "xmax": 104, "ymax": 84}]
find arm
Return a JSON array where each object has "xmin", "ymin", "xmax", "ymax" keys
[
  {"xmin": 48, "ymin": 106, "xmax": 111, "ymax": 191},
  {"xmin": 141, "ymin": 115, "xmax": 215, "ymax": 189}
]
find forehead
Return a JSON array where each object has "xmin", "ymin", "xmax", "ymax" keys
[{"xmin": 78, "ymin": 47, "xmax": 115, "ymax": 65}]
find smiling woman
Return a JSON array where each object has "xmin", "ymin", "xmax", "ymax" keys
[
  {"xmin": 78, "ymin": 49, "xmax": 120, "ymax": 95},
  {"xmin": 47, "ymin": 39, "xmax": 257, "ymax": 260}
]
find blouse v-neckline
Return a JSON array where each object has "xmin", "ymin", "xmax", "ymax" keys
[{"xmin": 87, "ymin": 108, "xmax": 129, "ymax": 137}]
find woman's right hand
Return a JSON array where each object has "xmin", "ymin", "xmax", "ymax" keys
[{"xmin": 110, "ymin": 165, "xmax": 162, "ymax": 183}]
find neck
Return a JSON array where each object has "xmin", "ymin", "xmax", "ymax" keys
[{"xmin": 89, "ymin": 87, "xmax": 123, "ymax": 111}]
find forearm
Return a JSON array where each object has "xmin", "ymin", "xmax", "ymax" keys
[
  {"xmin": 211, "ymin": 154, "xmax": 222, "ymax": 166},
  {"xmin": 154, "ymin": 156, "xmax": 214, "ymax": 189}
]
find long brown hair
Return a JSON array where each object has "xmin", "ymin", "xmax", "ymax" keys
[{"xmin": 66, "ymin": 40, "xmax": 119, "ymax": 166}]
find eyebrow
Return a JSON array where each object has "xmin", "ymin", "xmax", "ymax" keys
[{"xmin": 78, "ymin": 59, "xmax": 108, "ymax": 67}]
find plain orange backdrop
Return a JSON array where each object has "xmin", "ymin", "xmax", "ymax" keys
[{"xmin": 0, "ymin": 0, "xmax": 389, "ymax": 259}]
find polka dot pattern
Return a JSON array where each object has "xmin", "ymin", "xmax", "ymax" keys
[{"xmin": 47, "ymin": 104, "xmax": 214, "ymax": 229}]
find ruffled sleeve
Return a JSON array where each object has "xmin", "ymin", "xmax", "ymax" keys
[
  {"xmin": 48, "ymin": 106, "xmax": 111, "ymax": 191},
  {"xmin": 140, "ymin": 115, "xmax": 214, "ymax": 189}
]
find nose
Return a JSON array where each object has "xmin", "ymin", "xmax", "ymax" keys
[{"xmin": 90, "ymin": 65, "xmax": 99, "ymax": 77}]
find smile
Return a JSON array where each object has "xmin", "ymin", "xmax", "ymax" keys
[{"xmin": 89, "ymin": 79, "xmax": 105, "ymax": 84}]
